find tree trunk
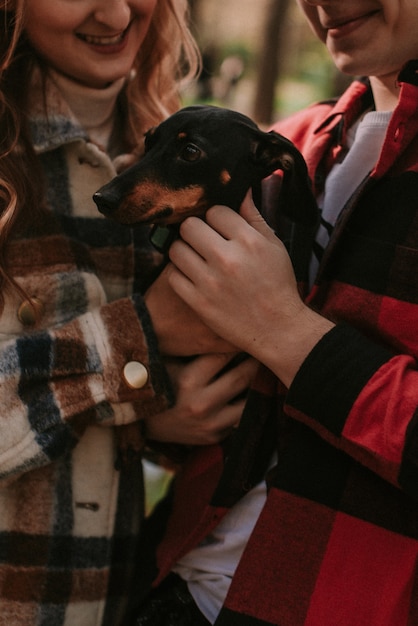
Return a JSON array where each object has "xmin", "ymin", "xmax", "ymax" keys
[{"xmin": 253, "ymin": 0, "xmax": 292, "ymax": 126}]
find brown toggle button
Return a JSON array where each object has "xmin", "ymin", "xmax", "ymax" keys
[
  {"xmin": 123, "ymin": 361, "xmax": 148, "ymax": 389},
  {"xmin": 17, "ymin": 297, "xmax": 44, "ymax": 326}
]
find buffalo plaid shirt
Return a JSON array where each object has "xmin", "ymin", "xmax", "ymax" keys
[{"xmin": 134, "ymin": 60, "xmax": 418, "ymax": 626}]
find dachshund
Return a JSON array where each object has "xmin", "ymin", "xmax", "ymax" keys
[{"xmin": 93, "ymin": 105, "xmax": 318, "ymax": 282}]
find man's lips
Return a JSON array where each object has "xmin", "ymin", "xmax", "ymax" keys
[{"xmin": 324, "ymin": 10, "xmax": 380, "ymax": 34}]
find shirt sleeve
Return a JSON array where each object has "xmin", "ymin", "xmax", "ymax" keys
[
  {"xmin": 285, "ymin": 323, "xmax": 418, "ymax": 498},
  {"xmin": 0, "ymin": 295, "xmax": 173, "ymax": 481}
]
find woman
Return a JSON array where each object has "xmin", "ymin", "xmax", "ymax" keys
[{"xmin": 0, "ymin": 1, "xmax": 256, "ymax": 624}]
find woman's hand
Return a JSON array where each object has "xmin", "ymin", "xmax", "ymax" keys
[
  {"xmin": 167, "ymin": 192, "xmax": 334, "ymax": 387},
  {"xmin": 144, "ymin": 352, "xmax": 258, "ymax": 445},
  {"xmin": 145, "ymin": 263, "xmax": 236, "ymax": 356}
]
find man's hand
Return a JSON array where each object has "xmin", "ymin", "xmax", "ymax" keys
[
  {"xmin": 145, "ymin": 263, "xmax": 237, "ymax": 356},
  {"xmin": 167, "ymin": 192, "xmax": 334, "ymax": 387}
]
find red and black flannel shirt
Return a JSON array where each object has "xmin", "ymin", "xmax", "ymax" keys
[{"xmin": 135, "ymin": 61, "xmax": 418, "ymax": 626}]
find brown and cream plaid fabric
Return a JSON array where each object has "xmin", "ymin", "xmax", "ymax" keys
[{"xmin": 0, "ymin": 73, "xmax": 171, "ymax": 624}]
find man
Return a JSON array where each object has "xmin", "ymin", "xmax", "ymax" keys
[{"xmin": 134, "ymin": 2, "xmax": 418, "ymax": 624}]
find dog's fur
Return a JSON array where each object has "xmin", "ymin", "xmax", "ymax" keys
[{"xmin": 93, "ymin": 105, "xmax": 318, "ymax": 255}]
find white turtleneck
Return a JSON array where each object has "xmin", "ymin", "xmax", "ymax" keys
[{"xmin": 49, "ymin": 70, "xmax": 126, "ymax": 150}]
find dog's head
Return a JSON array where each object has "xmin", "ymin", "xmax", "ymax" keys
[{"xmin": 93, "ymin": 105, "xmax": 317, "ymax": 232}]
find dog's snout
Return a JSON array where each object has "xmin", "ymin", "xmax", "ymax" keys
[{"xmin": 93, "ymin": 189, "xmax": 119, "ymax": 215}]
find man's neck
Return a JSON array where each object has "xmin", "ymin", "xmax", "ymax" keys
[{"xmin": 370, "ymin": 72, "xmax": 401, "ymax": 112}]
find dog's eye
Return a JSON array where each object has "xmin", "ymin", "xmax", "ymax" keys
[{"xmin": 180, "ymin": 144, "xmax": 202, "ymax": 162}]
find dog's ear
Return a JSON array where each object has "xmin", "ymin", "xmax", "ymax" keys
[
  {"xmin": 144, "ymin": 126, "xmax": 158, "ymax": 152},
  {"xmin": 250, "ymin": 129, "xmax": 318, "ymax": 227},
  {"xmin": 250, "ymin": 129, "xmax": 297, "ymax": 178}
]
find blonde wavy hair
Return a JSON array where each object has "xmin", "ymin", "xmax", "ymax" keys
[{"xmin": 0, "ymin": 0, "xmax": 200, "ymax": 304}]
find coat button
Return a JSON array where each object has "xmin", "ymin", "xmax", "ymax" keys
[
  {"xmin": 123, "ymin": 361, "xmax": 148, "ymax": 389},
  {"xmin": 17, "ymin": 297, "xmax": 44, "ymax": 326}
]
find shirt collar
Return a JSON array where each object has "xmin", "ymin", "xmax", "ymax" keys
[
  {"xmin": 28, "ymin": 65, "xmax": 126, "ymax": 153},
  {"xmin": 313, "ymin": 60, "xmax": 418, "ymax": 144}
]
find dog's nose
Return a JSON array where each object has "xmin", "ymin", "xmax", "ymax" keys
[{"xmin": 93, "ymin": 190, "xmax": 119, "ymax": 215}]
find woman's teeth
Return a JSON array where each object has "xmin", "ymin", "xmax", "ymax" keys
[{"xmin": 78, "ymin": 31, "xmax": 125, "ymax": 45}]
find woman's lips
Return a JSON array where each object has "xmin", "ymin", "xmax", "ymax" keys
[{"xmin": 76, "ymin": 21, "xmax": 133, "ymax": 52}]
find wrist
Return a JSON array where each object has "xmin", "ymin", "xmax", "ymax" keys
[{"xmin": 253, "ymin": 306, "xmax": 335, "ymax": 388}]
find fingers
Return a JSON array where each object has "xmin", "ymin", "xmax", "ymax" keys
[
  {"xmin": 202, "ymin": 400, "xmax": 247, "ymax": 443},
  {"xmin": 169, "ymin": 192, "xmax": 276, "ymax": 272},
  {"xmin": 144, "ymin": 391, "xmax": 244, "ymax": 446},
  {"xmin": 178, "ymin": 353, "xmax": 258, "ymax": 404},
  {"xmin": 167, "ymin": 209, "xmax": 239, "ymax": 300},
  {"xmin": 204, "ymin": 190, "xmax": 276, "ymax": 241},
  {"xmin": 175, "ymin": 352, "xmax": 242, "ymax": 388},
  {"xmin": 238, "ymin": 190, "xmax": 277, "ymax": 240},
  {"xmin": 147, "ymin": 263, "xmax": 237, "ymax": 355},
  {"xmin": 181, "ymin": 207, "xmax": 245, "ymax": 248},
  {"xmin": 198, "ymin": 356, "xmax": 257, "ymax": 417},
  {"xmin": 147, "ymin": 353, "xmax": 258, "ymax": 446},
  {"xmin": 168, "ymin": 227, "xmax": 207, "ymax": 279}
]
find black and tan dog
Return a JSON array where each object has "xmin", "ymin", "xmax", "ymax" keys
[{"xmin": 93, "ymin": 105, "xmax": 318, "ymax": 263}]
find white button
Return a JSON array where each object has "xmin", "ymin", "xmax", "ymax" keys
[{"xmin": 123, "ymin": 361, "xmax": 148, "ymax": 389}]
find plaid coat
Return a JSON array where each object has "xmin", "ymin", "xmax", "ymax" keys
[
  {"xmin": 135, "ymin": 61, "xmax": 418, "ymax": 625},
  {"xmin": 0, "ymin": 74, "xmax": 171, "ymax": 625}
]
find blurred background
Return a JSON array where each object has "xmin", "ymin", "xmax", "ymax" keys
[{"xmin": 184, "ymin": 0, "xmax": 352, "ymax": 126}]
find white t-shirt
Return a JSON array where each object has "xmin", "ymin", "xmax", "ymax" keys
[
  {"xmin": 309, "ymin": 110, "xmax": 392, "ymax": 286},
  {"xmin": 173, "ymin": 473, "xmax": 269, "ymax": 623}
]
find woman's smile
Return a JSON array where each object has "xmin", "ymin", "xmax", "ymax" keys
[
  {"xmin": 76, "ymin": 21, "xmax": 133, "ymax": 48},
  {"xmin": 24, "ymin": 0, "xmax": 157, "ymax": 88}
]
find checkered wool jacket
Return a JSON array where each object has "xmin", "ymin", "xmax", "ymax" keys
[
  {"xmin": 0, "ymin": 73, "xmax": 171, "ymax": 625},
  {"xmin": 134, "ymin": 61, "xmax": 418, "ymax": 625}
]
